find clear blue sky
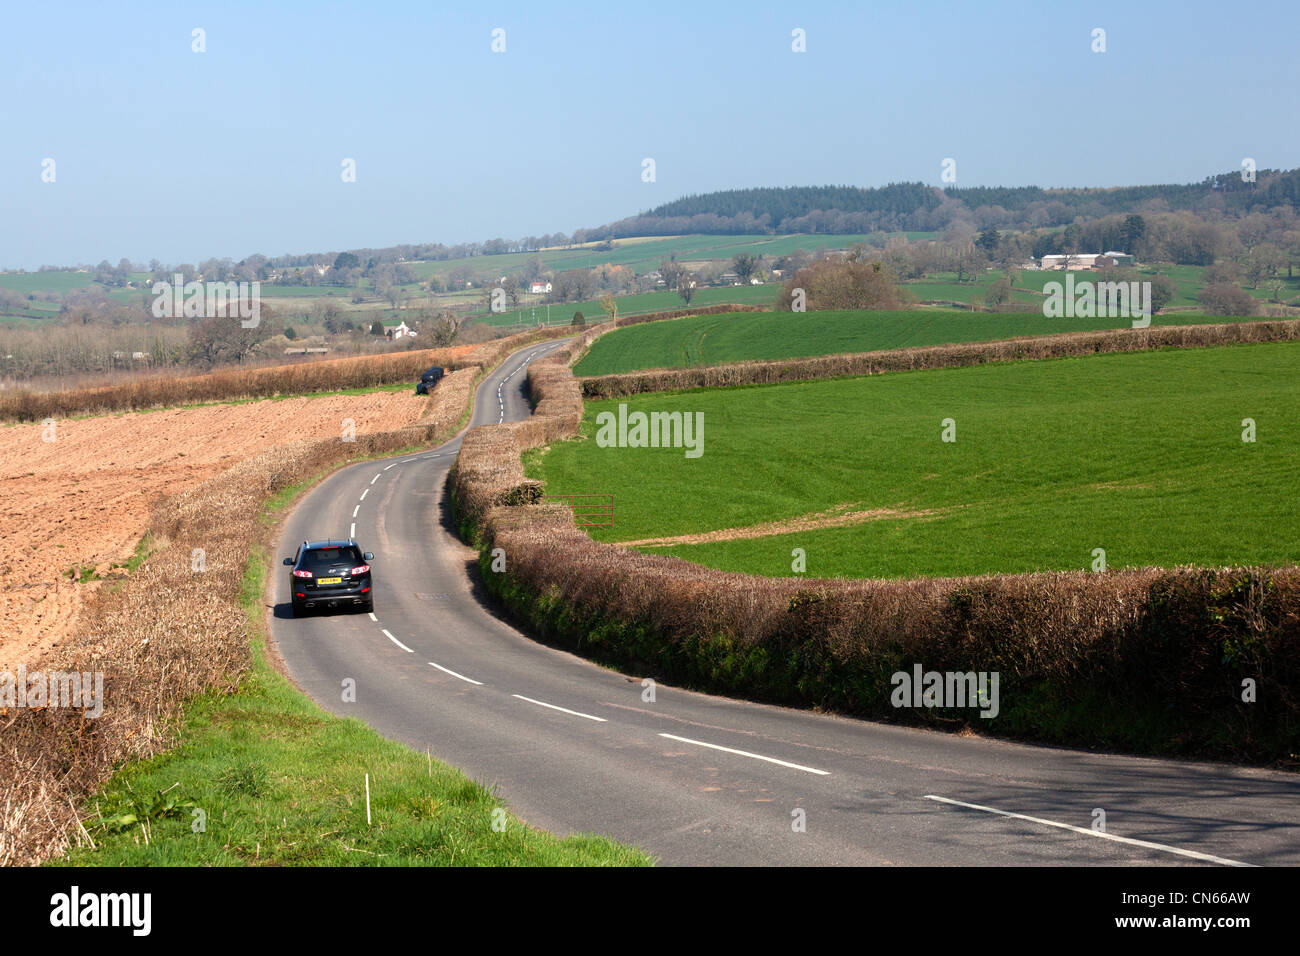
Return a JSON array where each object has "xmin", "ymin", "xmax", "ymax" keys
[{"xmin": 3, "ymin": 0, "xmax": 1297, "ymax": 270}]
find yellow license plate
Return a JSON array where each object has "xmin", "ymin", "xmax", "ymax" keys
[{"xmin": 318, "ymin": 577, "xmax": 343, "ymax": 585}]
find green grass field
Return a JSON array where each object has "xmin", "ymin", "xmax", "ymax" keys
[
  {"xmin": 571, "ymin": 307, "xmax": 1257, "ymax": 376},
  {"xmin": 0, "ymin": 270, "xmax": 97, "ymax": 294},
  {"xmin": 529, "ymin": 342, "xmax": 1300, "ymax": 580},
  {"xmin": 905, "ymin": 265, "xmax": 1218, "ymax": 309},
  {"xmin": 479, "ymin": 283, "xmax": 778, "ymax": 327},
  {"xmin": 405, "ymin": 233, "xmax": 900, "ymax": 283}
]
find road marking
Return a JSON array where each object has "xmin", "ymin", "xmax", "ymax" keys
[
  {"xmin": 658, "ymin": 733, "xmax": 830, "ymax": 775},
  {"xmin": 349, "ymin": 522, "xmax": 355, "ymax": 538},
  {"xmin": 383, "ymin": 463, "xmax": 397, "ymax": 471},
  {"xmin": 367, "ymin": 612, "xmax": 377, "ymax": 622},
  {"xmin": 512, "ymin": 694, "xmax": 606, "ymax": 722},
  {"xmin": 370, "ymin": 473, "xmax": 381, "ymax": 484},
  {"xmin": 360, "ymin": 488, "xmax": 369, "ymax": 501},
  {"xmin": 921, "ymin": 795, "xmax": 1254, "ymax": 867},
  {"xmin": 352, "ymin": 505, "xmax": 359, "ymax": 518},
  {"xmin": 428, "ymin": 662, "xmax": 483, "ymax": 685},
  {"xmin": 381, "ymin": 629, "xmax": 414, "ymax": 653}
]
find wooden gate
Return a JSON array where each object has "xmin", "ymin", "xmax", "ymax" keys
[{"xmin": 542, "ymin": 494, "xmax": 614, "ymax": 527}]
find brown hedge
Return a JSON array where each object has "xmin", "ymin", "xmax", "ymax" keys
[
  {"xmin": 451, "ymin": 333, "xmax": 1300, "ymax": 762},
  {"xmin": 0, "ymin": 325, "xmax": 578, "ymax": 423},
  {"xmin": 480, "ymin": 505, "xmax": 1300, "ymax": 760}
]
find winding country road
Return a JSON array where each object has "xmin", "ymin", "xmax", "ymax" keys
[{"xmin": 269, "ymin": 341, "xmax": 1300, "ymax": 866}]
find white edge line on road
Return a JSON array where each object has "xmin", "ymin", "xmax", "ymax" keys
[
  {"xmin": 370, "ymin": 473, "xmax": 380, "ymax": 484},
  {"xmin": 921, "ymin": 795, "xmax": 1255, "ymax": 867},
  {"xmin": 428, "ymin": 662, "xmax": 483, "ymax": 686},
  {"xmin": 352, "ymin": 505, "xmax": 359, "ymax": 518},
  {"xmin": 359, "ymin": 488, "xmax": 369, "ymax": 501},
  {"xmin": 381, "ymin": 629, "xmax": 414, "ymax": 653},
  {"xmin": 658, "ymin": 733, "xmax": 830, "ymax": 776},
  {"xmin": 512, "ymin": 694, "xmax": 606, "ymax": 722},
  {"xmin": 367, "ymin": 612, "xmax": 377, "ymax": 622}
]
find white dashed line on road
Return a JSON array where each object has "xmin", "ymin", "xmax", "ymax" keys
[
  {"xmin": 370, "ymin": 473, "xmax": 381, "ymax": 484},
  {"xmin": 658, "ymin": 733, "xmax": 831, "ymax": 775},
  {"xmin": 383, "ymin": 463, "xmax": 397, "ymax": 471},
  {"xmin": 352, "ymin": 505, "xmax": 359, "ymax": 518},
  {"xmin": 512, "ymin": 694, "xmax": 606, "ymax": 722},
  {"xmin": 360, "ymin": 488, "xmax": 369, "ymax": 501},
  {"xmin": 381, "ymin": 629, "xmax": 414, "ymax": 653},
  {"xmin": 367, "ymin": 612, "xmax": 377, "ymax": 622},
  {"xmin": 428, "ymin": 662, "xmax": 484, "ymax": 686},
  {"xmin": 921, "ymin": 795, "xmax": 1254, "ymax": 867},
  {"xmin": 349, "ymin": 522, "xmax": 355, "ymax": 538}
]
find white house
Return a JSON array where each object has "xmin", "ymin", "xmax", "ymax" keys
[
  {"xmin": 529, "ymin": 281, "xmax": 552, "ymax": 295},
  {"xmin": 384, "ymin": 321, "xmax": 417, "ymax": 340}
]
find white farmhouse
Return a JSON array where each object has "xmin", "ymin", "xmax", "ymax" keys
[{"xmin": 383, "ymin": 321, "xmax": 417, "ymax": 340}]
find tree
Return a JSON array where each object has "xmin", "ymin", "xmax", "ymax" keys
[
  {"xmin": 333, "ymin": 252, "xmax": 361, "ymax": 272},
  {"xmin": 284, "ymin": 325, "xmax": 297, "ymax": 340},
  {"xmin": 1147, "ymin": 274, "xmax": 1175, "ymax": 314},
  {"xmin": 599, "ymin": 294, "xmax": 617, "ymax": 321},
  {"xmin": 1199, "ymin": 283, "xmax": 1256, "ymax": 316},
  {"xmin": 551, "ymin": 268, "xmax": 595, "ymax": 303},
  {"xmin": 187, "ymin": 311, "xmax": 275, "ymax": 366},
  {"xmin": 983, "ymin": 278, "xmax": 1012, "ymax": 308},
  {"xmin": 370, "ymin": 319, "xmax": 385, "ymax": 335},
  {"xmin": 975, "ymin": 228, "xmax": 1001, "ymax": 256},
  {"xmin": 1120, "ymin": 215, "xmax": 1146, "ymax": 255},
  {"xmin": 732, "ymin": 253, "xmax": 759, "ymax": 283},
  {"xmin": 658, "ymin": 259, "xmax": 686, "ymax": 293},
  {"xmin": 421, "ymin": 310, "xmax": 465, "ymax": 346},
  {"xmin": 676, "ymin": 274, "xmax": 696, "ymax": 305},
  {"xmin": 779, "ymin": 258, "xmax": 910, "ymax": 311},
  {"xmin": 572, "ymin": 311, "xmax": 585, "ymax": 327}
]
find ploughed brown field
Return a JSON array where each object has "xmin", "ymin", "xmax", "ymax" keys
[{"xmin": 0, "ymin": 390, "xmax": 432, "ymax": 668}]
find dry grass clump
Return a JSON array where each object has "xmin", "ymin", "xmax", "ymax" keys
[{"xmin": 580, "ymin": 319, "xmax": 1300, "ymax": 398}]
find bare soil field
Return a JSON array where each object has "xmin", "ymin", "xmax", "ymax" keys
[{"xmin": 0, "ymin": 390, "xmax": 433, "ymax": 668}]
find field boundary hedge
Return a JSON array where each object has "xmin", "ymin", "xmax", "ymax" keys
[
  {"xmin": 578, "ymin": 318, "xmax": 1300, "ymax": 398},
  {"xmin": 450, "ymin": 333, "xmax": 1300, "ymax": 764},
  {"xmin": 0, "ymin": 326, "xmax": 582, "ymax": 422},
  {"xmin": 0, "ymin": 326, "xmax": 556, "ymax": 866}
]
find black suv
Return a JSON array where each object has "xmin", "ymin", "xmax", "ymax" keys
[
  {"xmin": 415, "ymin": 365, "xmax": 444, "ymax": 395},
  {"xmin": 285, "ymin": 540, "xmax": 374, "ymax": 616}
]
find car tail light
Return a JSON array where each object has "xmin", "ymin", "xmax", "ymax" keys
[
  {"xmin": 292, "ymin": 569, "xmax": 313, "ymax": 578},
  {"xmin": 295, "ymin": 592, "xmax": 306, "ymax": 598},
  {"xmin": 360, "ymin": 586, "xmax": 371, "ymax": 594},
  {"xmin": 350, "ymin": 565, "xmax": 370, "ymax": 575}
]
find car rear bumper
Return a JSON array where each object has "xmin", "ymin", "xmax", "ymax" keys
[{"xmin": 294, "ymin": 584, "xmax": 372, "ymax": 608}]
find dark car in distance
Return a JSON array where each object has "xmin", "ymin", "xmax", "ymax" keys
[
  {"xmin": 285, "ymin": 540, "xmax": 374, "ymax": 616},
  {"xmin": 415, "ymin": 365, "xmax": 445, "ymax": 395}
]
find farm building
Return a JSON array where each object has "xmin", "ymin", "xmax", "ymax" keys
[
  {"xmin": 529, "ymin": 281, "xmax": 552, "ymax": 294},
  {"xmin": 383, "ymin": 321, "xmax": 417, "ymax": 340},
  {"xmin": 1042, "ymin": 253, "xmax": 1104, "ymax": 270}
]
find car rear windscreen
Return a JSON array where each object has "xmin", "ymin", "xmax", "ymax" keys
[{"xmin": 302, "ymin": 546, "xmax": 363, "ymax": 568}]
